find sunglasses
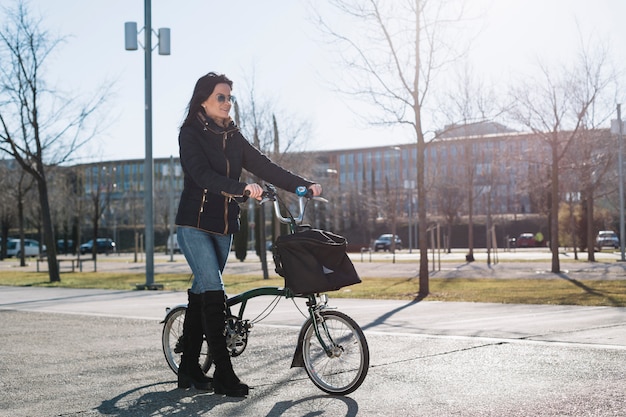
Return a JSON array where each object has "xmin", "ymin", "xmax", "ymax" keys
[{"xmin": 216, "ymin": 94, "xmax": 236, "ymax": 104}]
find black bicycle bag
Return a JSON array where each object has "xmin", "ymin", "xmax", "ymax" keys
[{"xmin": 272, "ymin": 229, "xmax": 361, "ymax": 295}]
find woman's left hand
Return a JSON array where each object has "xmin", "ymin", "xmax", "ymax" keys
[
  {"xmin": 244, "ymin": 183, "xmax": 264, "ymax": 200},
  {"xmin": 308, "ymin": 183, "xmax": 322, "ymax": 197}
]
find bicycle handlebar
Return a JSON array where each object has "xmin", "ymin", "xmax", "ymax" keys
[{"xmin": 259, "ymin": 184, "xmax": 327, "ymax": 225}]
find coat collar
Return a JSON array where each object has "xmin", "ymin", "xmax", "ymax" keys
[{"xmin": 196, "ymin": 111, "xmax": 239, "ymax": 137}]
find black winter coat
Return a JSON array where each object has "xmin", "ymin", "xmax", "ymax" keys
[{"xmin": 175, "ymin": 114, "xmax": 314, "ymax": 235}]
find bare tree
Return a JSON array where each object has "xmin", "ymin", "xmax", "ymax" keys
[
  {"xmin": 437, "ymin": 63, "xmax": 502, "ymax": 260},
  {"xmin": 0, "ymin": 159, "xmax": 18, "ymax": 259},
  {"xmin": 312, "ymin": 0, "xmax": 472, "ymax": 297},
  {"xmin": 46, "ymin": 166, "xmax": 77, "ymax": 255},
  {"xmin": 0, "ymin": 1, "xmax": 108, "ymax": 281},
  {"xmin": 4, "ymin": 163, "xmax": 36, "ymax": 265},
  {"xmin": 433, "ymin": 178, "xmax": 464, "ymax": 253},
  {"xmin": 563, "ymin": 127, "xmax": 614, "ymax": 259},
  {"xmin": 235, "ymin": 73, "xmax": 316, "ymax": 277},
  {"xmin": 507, "ymin": 39, "xmax": 616, "ymax": 273},
  {"xmin": 85, "ymin": 164, "xmax": 114, "ymax": 264}
]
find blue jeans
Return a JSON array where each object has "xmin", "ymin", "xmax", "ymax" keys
[{"xmin": 177, "ymin": 226, "xmax": 232, "ymax": 294}]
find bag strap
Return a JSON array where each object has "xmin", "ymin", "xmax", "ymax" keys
[{"xmin": 271, "ymin": 247, "xmax": 285, "ymax": 277}]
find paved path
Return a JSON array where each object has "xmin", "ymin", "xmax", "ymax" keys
[
  {"xmin": 1, "ymin": 286, "xmax": 625, "ymax": 416},
  {"xmin": 1, "ymin": 249, "xmax": 625, "ymax": 416},
  {"xmin": 2, "ymin": 286, "xmax": 625, "ymax": 346},
  {"xmin": 4, "ymin": 248, "xmax": 626, "ymax": 281}
]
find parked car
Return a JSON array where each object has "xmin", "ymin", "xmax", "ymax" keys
[
  {"xmin": 516, "ymin": 233, "xmax": 536, "ymax": 248},
  {"xmin": 80, "ymin": 238, "xmax": 116, "ymax": 255},
  {"xmin": 373, "ymin": 234, "xmax": 402, "ymax": 252},
  {"xmin": 167, "ymin": 233, "xmax": 181, "ymax": 254},
  {"xmin": 56, "ymin": 239, "xmax": 75, "ymax": 254},
  {"xmin": 596, "ymin": 230, "xmax": 619, "ymax": 249},
  {"xmin": 6, "ymin": 238, "xmax": 46, "ymax": 258}
]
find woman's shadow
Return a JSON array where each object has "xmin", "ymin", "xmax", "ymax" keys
[
  {"xmin": 97, "ymin": 381, "xmax": 359, "ymax": 417},
  {"xmin": 96, "ymin": 381, "xmax": 242, "ymax": 417}
]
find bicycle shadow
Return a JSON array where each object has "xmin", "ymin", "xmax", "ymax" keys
[
  {"xmin": 262, "ymin": 394, "xmax": 359, "ymax": 417},
  {"xmin": 96, "ymin": 382, "xmax": 359, "ymax": 417}
]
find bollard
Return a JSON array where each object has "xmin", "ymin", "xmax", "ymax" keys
[{"xmin": 360, "ymin": 247, "xmax": 372, "ymax": 262}]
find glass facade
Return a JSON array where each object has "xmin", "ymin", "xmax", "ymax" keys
[{"xmin": 71, "ymin": 127, "xmax": 603, "ymax": 231}]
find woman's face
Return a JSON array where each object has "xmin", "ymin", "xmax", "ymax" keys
[{"xmin": 201, "ymin": 83, "xmax": 234, "ymax": 123}]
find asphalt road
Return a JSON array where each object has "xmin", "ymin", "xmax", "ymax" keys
[{"xmin": 1, "ymin": 284, "xmax": 625, "ymax": 417}]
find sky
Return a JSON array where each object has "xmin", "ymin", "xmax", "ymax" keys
[{"xmin": 5, "ymin": 0, "xmax": 626, "ymax": 163}]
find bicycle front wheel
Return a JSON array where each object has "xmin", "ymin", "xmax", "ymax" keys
[
  {"xmin": 301, "ymin": 310, "xmax": 369, "ymax": 395},
  {"xmin": 161, "ymin": 306, "xmax": 211, "ymax": 375}
]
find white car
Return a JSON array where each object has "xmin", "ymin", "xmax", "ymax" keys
[
  {"xmin": 6, "ymin": 238, "xmax": 46, "ymax": 258},
  {"xmin": 596, "ymin": 231, "xmax": 619, "ymax": 249}
]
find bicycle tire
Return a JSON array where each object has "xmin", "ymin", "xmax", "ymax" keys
[
  {"xmin": 161, "ymin": 306, "xmax": 211, "ymax": 375},
  {"xmin": 301, "ymin": 310, "xmax": 369, "ymax": 395}
]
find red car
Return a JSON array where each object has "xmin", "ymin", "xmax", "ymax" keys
[{"xmin": 516, "ymin": 233, "xmax": 536, "ymax": 248}]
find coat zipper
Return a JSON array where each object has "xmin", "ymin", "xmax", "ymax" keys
[
  {"xmin": 196, "ymin": 125, "xmax": 244, "ymax": 233},
  {"xmin": 197, "ymin": 189, "xmax": 207, "ymax": 227},
  {"xmin": 222, "ymin": 131, "xmax": 230, "ymax": 234}
]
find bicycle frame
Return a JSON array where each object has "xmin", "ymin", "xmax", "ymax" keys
[
  {"xmin": 225, "ymin": 286, "xmax": 308, "ymax": 317},
  {"xmin": 162, "ymin": 184, "xmax": 369, "ymax": 395},
  {"xmin": 223, "ymin": 286, "xmax": 335, "ymax": 368}
]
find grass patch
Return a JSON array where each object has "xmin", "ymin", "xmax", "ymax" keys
[
  {"xmin": 334, "ymin": 277, "xmax": 626, "ymax": 307},
  {"xmin": 1, "ymin": 270, "xmax": 625, "ymax": 307}
]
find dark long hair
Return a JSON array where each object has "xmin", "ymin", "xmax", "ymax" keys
[{"xmin": 181, "ymin": 72, "xmax": 233, "ymax": 128}]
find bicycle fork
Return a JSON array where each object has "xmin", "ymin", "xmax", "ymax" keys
[{"xmin": 290, "ymin": 294, "xmax": 340, "ymax": 367}]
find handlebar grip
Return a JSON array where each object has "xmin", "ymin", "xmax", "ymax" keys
[{"xmin": 295, "ymin": 186, "xmax": 308, "ymax": 197}]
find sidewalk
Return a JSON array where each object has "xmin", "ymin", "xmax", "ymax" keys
[
  {"xmin": 4, "ymin": 248, "xmax": 626, "ymax": 281},
  {"xmin": 1, "ymin": 285, "xmax": 625, "ymax": 347}
]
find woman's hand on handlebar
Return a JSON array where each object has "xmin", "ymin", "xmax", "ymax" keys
[
  {"xmin": 244, "ymin": 183, "xmax": 264, "ymax": 200},
  {"xmin": 246, "ymin": 183, "xmax": 321, "ymax": 200},
  {"xmin": 308, "ymin": 183, "xmax": 322, "ymax": 197}
]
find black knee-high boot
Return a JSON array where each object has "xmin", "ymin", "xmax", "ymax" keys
[
  {"xmin": 178, "ymin": 290, "xmax": 212, "ymax": 390},
  {"xmin": 201, "ymin": 290, "xmax": 249, "ymax": 397}
]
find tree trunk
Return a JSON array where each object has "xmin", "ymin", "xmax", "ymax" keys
[
  {"xmin": 416, "ymin": 125, "xmax": 429, "ymax": 297},
  {"xmin": 467, "ymin": 187, "xmax": 475, "ymax": 262},
  {"xmin": 17, "ymin": 192, "xmax": 26, "ymax": 267},
  {"xmin": 37, "ymin": 170, "xmax": 60, "ymax": 282},
  {"xmin": 413, "ymin": 0, "xmax": 428, "ymax": 297},
  {"xmin": 234, "ymin": 208, "xmax": 248, "ymax": 262},
  {"xmin": 586, "ymin": 188, "xmax": 595, "ymax": 261},
  {"xmin": 550, "ymin": 144, "xmax": 560, "ymax": 273}
]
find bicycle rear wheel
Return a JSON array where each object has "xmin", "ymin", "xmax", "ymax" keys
[
  {"xmin": 161, "ymin": 306, "xmax": 211, "ymax": 375},
  {"xmin": 301, "ymin": 310, "xmax": 369, "ymax": 395}
]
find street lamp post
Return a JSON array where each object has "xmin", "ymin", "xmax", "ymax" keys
[
  {"xmin": 125, "ymin": 0, "xmax": 170, "ymax": 289},
  {"xmin": 167, "ymin": 155, "xmax": 177, "ymax": 262}
]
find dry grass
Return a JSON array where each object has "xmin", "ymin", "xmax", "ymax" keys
[{"xmin": 1, "ymin": 270, "xmax": 624, "ymax": 307}]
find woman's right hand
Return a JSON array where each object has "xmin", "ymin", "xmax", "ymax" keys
[{"xmin": 244, "ymin": 183, "xmax": 264, "ymax": 200}]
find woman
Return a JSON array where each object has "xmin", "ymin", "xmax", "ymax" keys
[{"xmin": 175, "ymin": 72, "xmax": 322, "ymax": 397}]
